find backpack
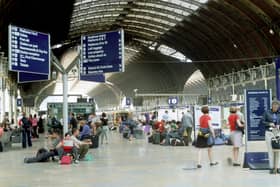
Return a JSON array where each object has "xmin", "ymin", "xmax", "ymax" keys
[{"xmin": 21, "ymin": 117, "xmax": 31, "ymax": 129}]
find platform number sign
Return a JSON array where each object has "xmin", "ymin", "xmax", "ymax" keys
[{"xmin": 168, "ymin": 97, "xmax": 178, "ymax": 105}]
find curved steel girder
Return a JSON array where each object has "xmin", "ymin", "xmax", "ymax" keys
[
  {"xmin": 122, "ymin": 24, "xmax": 165, "ymax": 35},
  {"xmin": 123, "ymin": 29, "xmax": 156, "ymax": 42},
  {"xmin": 171, "ymin": 22, "xmax": 235, "ymax": 63},
  {"xmin": 189, "ymin": 13, "xmax": 246, "ymax": 60},
  {"xmin": 124, "ymin": 17, "xmax": 172, "ymax": 29},
  {"xmin": 160, "ymin": 31, "xmax": 208, "ymax": 60},
  {"xmin": 226, "ymin": 0, "xmax": 276, "ymax": 56},
  {"xmin": 249, "ymin": 0, "xmax": 280, "ymax": 53},
  {"xmin": 122, "ymin": 20, "xmax": 168, "ymax": 32},
  {"xmin": 161, "ymin": 34, "xmax": 226, "ymax": 76},
  {"xmin": 160, "ymin": 37, "xmax": 202, "ymax": 60}
]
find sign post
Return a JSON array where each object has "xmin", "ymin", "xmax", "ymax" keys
[
  {"xmin": 80, "ymin": 29, "xmax": 124, "ymax": 75},
  {"xmin": 243, "ymin": 89, "xmax": 271, "ymax": 168},
  {"xmin": 8, "ymin": 25, "xmax": 50, "ymax": 75}
]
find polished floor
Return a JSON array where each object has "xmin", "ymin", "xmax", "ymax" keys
[{"xmin": 1, "ymin": 132, "xmax": 280, "ymax": 187}]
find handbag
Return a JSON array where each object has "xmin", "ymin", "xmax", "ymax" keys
[
  {"xmin": 207, "ymin": 135, "xmax": 215, "ymax": 146},
  {"xmin": 235, "ymin": 121, "xmax": 244, "ymax": 134},
  {"xmin": 271, "ymin": 136, "xmax": 280, "ymax": 149},
  {"xmin": 60, "ymin": 155, "xmax": 72, "ymax": 165},
  {"xmin": 198, "ymin": 128, "xmax": 210, "ymax": 138}
]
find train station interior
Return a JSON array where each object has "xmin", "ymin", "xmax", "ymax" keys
[{"xmin": 1, "ymin": 0, "xmax": 280, "ymax": 186}]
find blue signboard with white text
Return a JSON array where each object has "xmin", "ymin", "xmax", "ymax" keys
[
  {"xmin": 80, "ymin": 29, "xmax": 124, "ymax": 75},
  {"xmin": 245, "ymin": 90, "xmax": 271, "ymax": 141},
  {"xmin": 17, "ymin": 98, "xmax": 22, "ymax": 107},
  {"xmin": 126, "ymin": 98, "xmax": 131, "ymax": 106},
  {"xmin": 168, "ymin": 97, "xmax": 178, "ymax": 105},
  {"xmin": 18, "ymin": 72, "xmax": 49, "ymax": 83},
  {"xmin": 8, "ymin": 25, "xmax": 50, "ymax": 75},
  {"xmin": 276, "ymin": 58, "xmax": 280, "ymax": 100},
  {"xmin": 80, "ymin": 74, "xmax": 105, "ymax": 83}
]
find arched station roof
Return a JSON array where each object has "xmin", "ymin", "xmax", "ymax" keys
[{"xmin": 1, "ymin": 0, "xmax": 280, "ymax": 107}]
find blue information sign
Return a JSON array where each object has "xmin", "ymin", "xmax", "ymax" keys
[
  {"xmin": 17, "ymin": 98, "xmax": 22, "ymax": 107},
  {"xmin": 276, "ymin": 58, "xmax": 280, "ymax": 100},
  {"xmin": 80, "ymin": 29, "xmax": 124, "ymax": 74},
  {"xmin": 8, "ymin": 25, "xmax": 50, "ymax": 75},
  {"xmin": 80, "ymin": 74, "xmax": 105, "ymax": 83},
  {"xmin": 245, "ymin": 90, "xmax": 271, "ymax": 141},
  {"xmin": 18, "ymin": 72, "xmax": 49, "ymax": 83},
  {"xmin": 126, "ymin": 98, "xmax": 131, "ymax": 106},
  {"xmin": 168, "ymin": 97, "xmax": 178, "ymax": 105}
]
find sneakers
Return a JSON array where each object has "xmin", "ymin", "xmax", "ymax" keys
[
  {"xmin": 73, "ymin": 160, "xmax": 79, "ymax": 164},
  {"xmin": 210, "ymin": 162, "xmax": 218, "ymax": 166},
  {"xmin": 197, "ymin": 164, "xmax": 202, "ymax": 168},
  {"xmin": 233, "ymin": 163, "xmax": 241, "ymax": 166}
]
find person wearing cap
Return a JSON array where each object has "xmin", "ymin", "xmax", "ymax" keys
[{"xmin": 263, "ymin": 100, "xmax": 280, "ymax": 174}]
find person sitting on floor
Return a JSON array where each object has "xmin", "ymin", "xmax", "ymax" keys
[{"xmin": 71, "ymin": 128, "xmax": 91, "ymax": 161}]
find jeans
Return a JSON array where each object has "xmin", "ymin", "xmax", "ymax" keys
[
  {"xmin": 22, "ymin": 128, "xmax": 32, "ymax": 148},
  {"xmin": 100, "ymin": 126, "xmax": 109, "ymax": 144}
]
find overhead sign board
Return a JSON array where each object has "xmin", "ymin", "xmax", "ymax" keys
[
  {"xmin": 80, "ymin": 74, "xmax": 105, "ymax": 83},
  {"xmin": 16, "ymin": 98, "xmax": 22, "ymax": 107},
  {"xmin": 8, "ymin": 25, "xmax": 50, "ymax": 75},
  {"xmin": 168, "ymin": 97, "xmax": 178, "ymax": 105},
  {"xmin": 80, "ymin": 29, "xmax": 124, "ymax": 75},
  {"xmin": 18, "ymin": 72, "xmax": 49, "ymax": 83},
  {"xmin": 245, "ymin": 90, "xmax": 271, "ymax": 141}
]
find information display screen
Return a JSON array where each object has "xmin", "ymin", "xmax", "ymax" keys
[
  {"xmin": 80, "ymin": 74, "xmax": 105, "ymax": 83},
  {"xmin": 80, "ymin": 29, "xmax": 124, "ymax": 75},
  {"xmin": 245, "ymin": 90, "xmax": 271, "ymax": 141},
  {"xmin": 8, "ymin": 25, "xmax": 50, "ymax": 75},
  {"xmin": 18, "ymin": 72, "xmax": 49, "ymax": 83}
]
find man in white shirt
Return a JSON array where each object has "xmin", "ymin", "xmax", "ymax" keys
[
  {"xmin": 71, "ymin": 128, "xmax": 91, "ymax": 160},
  {"xmin": 162, "ymin": 111, "xmax": 169, "ymax": 122}
]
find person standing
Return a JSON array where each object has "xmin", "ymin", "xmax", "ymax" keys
[
  {"xmin": 100, "ymin": 112, "xmax": 109, "ymax": 144},
  {"xmin": 32, "ymin": 114, "xmax": 39, "ymax": 138},
  {"xmin": 227, "ymin": 107, "xmax": 245, "ymax": 166},
  {"xmin": 162, "ymin": 111, "xmax": 169, "ymax": 122},
  {"xmin": 196, "ymin": 106, "xmax": 218, "ymax": 168},
  {"xmin": 263, "ymin": 100, "xmax": 280, "ymax": 174},
  {"xmin": 20, "ymin": 112, "xmax": 32, "ymax": 148},
  {"xmin": 69, "ymin": 113, "xmax": 78, "ymax": 130},
  {"xmin": 181, "ymin": 110, "xmax": 193, "ymax": 145}
]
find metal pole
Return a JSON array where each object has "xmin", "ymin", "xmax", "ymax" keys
[
  {"xmin": 9, "ymin": 89, "xmax": 13, "ymax": 123},
  {"xmin": 62, "ymin": 73, "xmax": 68, "ymax": 135}
]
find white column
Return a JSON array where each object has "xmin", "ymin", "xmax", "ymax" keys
[
  {"xmin": 8, "ymin": 89, "xmax": 13, "ymax": 123},
  {"xmin": 63, "ymin": 73, "xmax": 68, "ymax": 135}
]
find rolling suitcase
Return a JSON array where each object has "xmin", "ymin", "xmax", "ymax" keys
[{"xmin": 152, "ymin": 132, "xmax": 160, "ymax": 144}]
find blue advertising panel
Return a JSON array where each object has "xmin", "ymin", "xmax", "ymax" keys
[
  {"xmin": 8, "ymin": 25, "xmax": 50, "ymax": 75},
  {"xmin": 80, "ymin": 29, "xmax": 124, "ymax": 75},
  {"xmin": 245, "ymin": 90, "xmax": 271, "ymax": 141},
  {"xmin": 276, "ymin": 58, "xmax": 280, "ymax": 100},
  {"xmin": 18, "ymin": 72, "xmax": 49, "ymax": 83},
  {"xmin": 17, "ymin": 98, "xmax": 22, "ymax": 107},
  {"xmin": 80, "ymin": 74, "xmax": 105, "ymax": 83}
]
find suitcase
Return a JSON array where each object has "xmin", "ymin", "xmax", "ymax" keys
[
  {"xmin": 90, "ymin": 135, "xmax": 99, "ymax": 149},
  {"xmin": 152, "ymin": 132, "xmax": 160, "ymax": 144},
  {"xmin": 134, "ymin": 129, "xmax": 144, "ymax": 139}
]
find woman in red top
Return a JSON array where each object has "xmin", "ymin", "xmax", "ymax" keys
[
  {"xmin": 196, "ymin": 106, "xmax": 218, "ymax": 168},
  {"xmin": 227, "ymin": 107, "xmax": 244, "ymax": 166}
]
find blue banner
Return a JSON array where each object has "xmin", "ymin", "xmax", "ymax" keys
[
  {"xmin": 8, "ymin": 25, "xmax": 50, "ymax": 75},
  {"xmin": 80, "ymin": 74, "xmax": 105, "ymax": 83},
  {"xmin": 245, "ymin": 90, "xmax": 271, "ymax": 141},
  {"xmin": 276, "ymin": 58, "xmax": 280, "ymax": 100},
  {"xmin": 18, "ymin": 72, "xmax": 49, "ymax": 83},
  {"xmin": 80, "ymin": 29, "xmax": 124, "ymax": 74},
  {"xmin": 126, "ymin": 98, "xmax": 131, "ymax": 106}
]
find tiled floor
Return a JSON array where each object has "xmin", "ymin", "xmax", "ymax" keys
[{"xmin": 1, "ymin": 132, "xmax": 280, "ymax": 187}]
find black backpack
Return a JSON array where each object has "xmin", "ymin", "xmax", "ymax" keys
[{"xmin": 21, "ymin": 117, "xmax": 31, "ymax": 129}]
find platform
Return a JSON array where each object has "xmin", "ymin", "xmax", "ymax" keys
[{"xmin": 1, "ymin": 132, "xmax": 280, "ymax": 187}]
